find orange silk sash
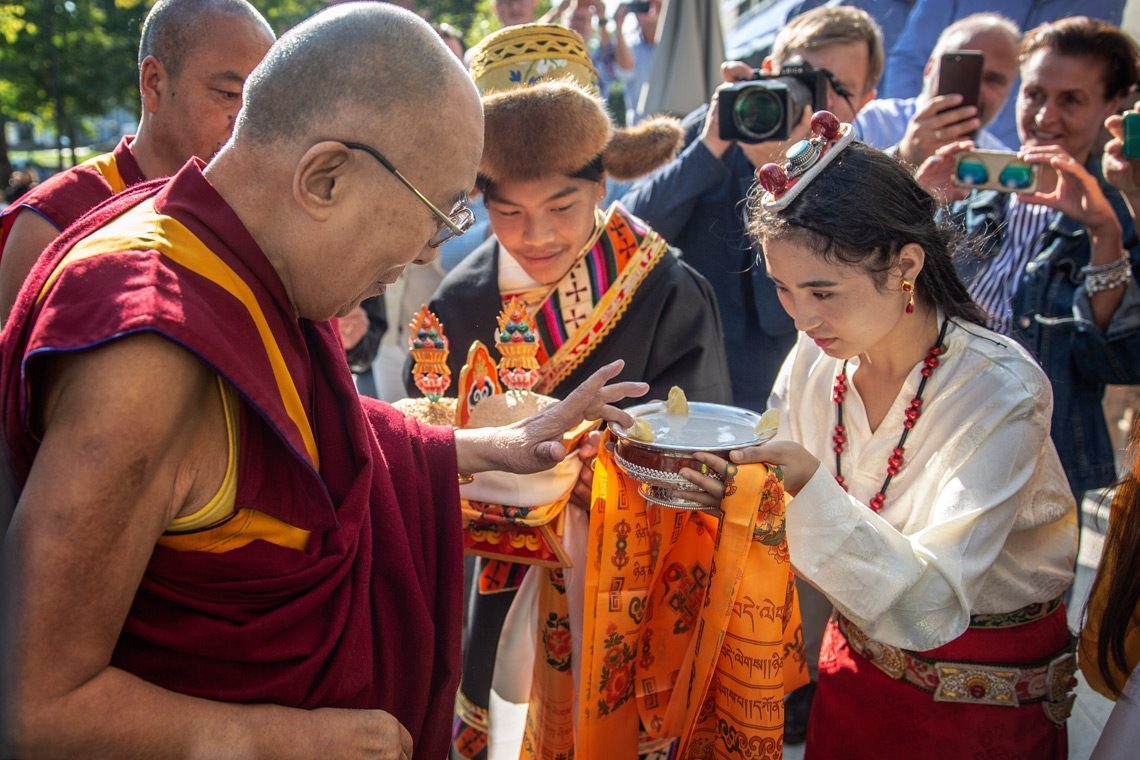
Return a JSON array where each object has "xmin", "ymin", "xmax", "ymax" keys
[{"xmin": 549, "ymin": 437, "xmax": 808, "ymax": 759}]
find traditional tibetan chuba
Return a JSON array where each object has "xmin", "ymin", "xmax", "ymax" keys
[{"xmin": 758, "ymin": 110, "xmax": 855, "ymax": 211}]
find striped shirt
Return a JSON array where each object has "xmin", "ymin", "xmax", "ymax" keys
[{"xmin": 967, "ymin": 196, "xmax": 1054, "ymax": 335}]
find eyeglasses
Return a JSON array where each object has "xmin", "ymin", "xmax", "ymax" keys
[{"xmin": 339, "ymin": 140, "xmax": 475, "ymax": 248}]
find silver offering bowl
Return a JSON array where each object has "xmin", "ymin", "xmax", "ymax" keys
[{"xmin": 609, "ymin": 401, "xmax": 776, "ymax": 512}]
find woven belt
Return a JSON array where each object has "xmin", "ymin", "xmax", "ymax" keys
[{"xmin": 837, "ymin": 612, "xmax": 1077, "ymax": 725}]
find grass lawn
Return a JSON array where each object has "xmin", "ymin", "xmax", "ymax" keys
[{"xmin": 10, "ymin": 146, "xmax": 99, "ymax": 171}]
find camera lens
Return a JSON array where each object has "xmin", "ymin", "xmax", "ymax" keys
[{"xmin": 733, "ymin": 88, "xmax": 784, "ymax": 141}]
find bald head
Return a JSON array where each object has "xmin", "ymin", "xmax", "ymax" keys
[
  {"xmin": 139, "ymin": 0, "xmax": 273, "ymax": 77},
  {"xmin": 236, "ymin": 3, "xmax": 467, "ymax": 148}
]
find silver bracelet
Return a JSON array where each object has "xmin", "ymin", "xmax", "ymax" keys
[
  {"xmin": 1082, "ymin": 254, "xmax": 1131, "ymax": 275},
  {"xmin": 1085, "ymin": 263, "xmax": 1133, "ymax": 294}
]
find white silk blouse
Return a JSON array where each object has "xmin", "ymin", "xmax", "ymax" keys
[{"xmin": 772, "ymin": 318, "xmax": 1078, "ymax": 652}]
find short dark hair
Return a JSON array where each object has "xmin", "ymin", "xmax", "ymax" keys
[
  {"xmin": 748, "ymin": 142, "xmax": 986, "ymax": 326},
  {"xmin": 1020, "ymin": 17, "xmax": 1139, "ymax": 100}
]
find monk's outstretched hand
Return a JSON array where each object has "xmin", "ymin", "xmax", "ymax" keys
[{"xmin": 454, "ymin": 360, "xmax": 648, "ymax": 476}]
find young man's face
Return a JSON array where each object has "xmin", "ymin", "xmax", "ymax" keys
[{"xmin": 486, "ymin": 175, "xmax": 607, "ymax": 286}]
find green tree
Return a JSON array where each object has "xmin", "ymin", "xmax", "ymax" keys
[{"xmin": 0, "ymin": 1, "xmax": 143, "ymax": 170}]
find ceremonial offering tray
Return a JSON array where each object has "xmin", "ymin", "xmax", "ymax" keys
[{"xmin": 610, "ymin": 401, "xmax": 778, "ymax": 511}]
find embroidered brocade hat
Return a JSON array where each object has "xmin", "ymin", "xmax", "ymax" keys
[{"xmin": 468, "ymin": 23, "xmax": 683, "ymax": 184}]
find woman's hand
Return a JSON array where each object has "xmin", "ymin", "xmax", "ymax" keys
[
  {"xmin": 914, "ymin": 139, "xmax": 975, "ymax": 203},
  {"xmin": 676, "ymin": 441, "xmax": 821, "ymax": 510},
  {"xmin": 1017, "ymin": 145, "xmax": 1121, "ymax": 238},
  {"xmin": 569, "ymin": 430, "xmax": 602, "ymax": 512},
  {"xmin": 1103, "ymin": 104, "xmax": 1140, "ymax": 219}
]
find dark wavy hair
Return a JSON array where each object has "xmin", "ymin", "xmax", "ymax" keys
[
  {"xmin": 1086, "ymin": 425, "xmax": 1140, "ymax": 696},
  {"xmin": 1020, "ymin": 17, "xmax": 1139, "ymax": 101},
  {"xmin": 747, "ymin": 141, "xmax": 986, "ymax": 326}
]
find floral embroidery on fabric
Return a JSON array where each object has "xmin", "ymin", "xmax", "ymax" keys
[
  {"xmin": 597, "ymin": 623, "xmax": 637, "ymax": 716},
  {"xmin": 543, "ymin": 612, "xmax": 572, "ymax": 672}
]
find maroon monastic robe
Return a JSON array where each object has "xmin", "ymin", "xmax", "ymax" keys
[
  {"xmin": 0, "ymin": 136, "xmax": 147, "ymax": 259},
  {"xmin": 1, "ymin": 160, "xmax": 464, "ymax": 759}
]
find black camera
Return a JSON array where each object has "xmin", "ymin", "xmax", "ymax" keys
[{"xmin": 717, "ymin": 62, "xmax": 829, "ymax": 143}]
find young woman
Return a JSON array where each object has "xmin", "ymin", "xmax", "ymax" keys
[{"xmin": 681, "ymin": 140, "xmax": 1078, "ymax": 758}]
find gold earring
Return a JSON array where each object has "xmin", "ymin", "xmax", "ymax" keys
[{"xmin": 901, "ymin": 279, "xmax": 915, "ymax": 314}]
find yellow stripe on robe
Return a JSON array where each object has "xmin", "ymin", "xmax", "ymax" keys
[
  {"xmin": 80, "ymin": 150, "xmax": 128, "ymax": 194},
  {"xmin": 35, "ymin": 199, "xmax": 320, "ymax": 468},
  {"xmin": 159, "ymin": 508, "xmax": 310, "ymax": 553}
]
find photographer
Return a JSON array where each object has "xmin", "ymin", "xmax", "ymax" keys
[{"xmin": 620, "ymin": 4, "xmax": 883, "ymax": 744}]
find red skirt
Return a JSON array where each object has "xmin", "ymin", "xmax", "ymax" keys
[{"xmin": 806, "ymin": 607, "xmax": 1070, "ymax": 760}]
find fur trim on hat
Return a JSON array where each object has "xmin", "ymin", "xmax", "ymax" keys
[
  {"xmin": 480, "ymin": 80, "xmax": 685, "ymax": 184},
  {"xmin": 480, "ymin": 81, "xmax": 611, "ymax": 184},
  {"xmin": 602, "ymin": 116, "xmax": 684, "ymax": 181}
]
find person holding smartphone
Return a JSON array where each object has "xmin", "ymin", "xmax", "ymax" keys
[
  {"xmin": 612, "ymin": 0, "xmax": 661, "ymax": 125},
  {"xmin": 856, "ymin": 12, "xmax": 1019, "ymax": 165},
  {"xmin": 922, "ymin": 18, "xmax": 1140, "ymax": 506}
]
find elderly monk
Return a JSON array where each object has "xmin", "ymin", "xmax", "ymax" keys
[
  {"xmin": 0, "ymin": 0, "xmax": 275, "ymax": 322},
  {"xmin": 0, "ymin": 5, "xmax": 644, "ymax": 759}
]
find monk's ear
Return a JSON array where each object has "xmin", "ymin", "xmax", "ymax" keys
[
  {"xmin": 139, "ymin": 55, "xmax": 167, "ymax": 114},
  {"xmin": 292, "ymin": 141, "xmax": 352, "ymax": 221}
]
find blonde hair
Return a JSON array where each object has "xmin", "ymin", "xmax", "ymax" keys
[{"xmin": 771, "ymin": 6, "xmax": 884, "ymax": 93}]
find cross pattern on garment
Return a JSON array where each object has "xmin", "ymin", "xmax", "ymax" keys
[{"xmin": 559, "ymin": 268, "xmax": 593, "ymax": 333}]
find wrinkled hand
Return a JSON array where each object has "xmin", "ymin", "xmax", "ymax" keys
[
  {"xmin": 569, "ymin": 430, "xmax": 602, "ymax": 512},
  {"xmin": 1103, "ymin": 105, "xmax": 1140, "ymax": 199},
  {"xmin": 1018, "ymin": 145, "xmax": 1120, "ymax": 235},
  {"xmin": 338, "ymin": 306, "xmax": 370, "ymax": 351},
  {"xmin": 897, "ymin": 94, "xmax": 979, "ymax": 166},
  {"xmin": 306, "ymin": 707, "xmax": 413, "ymax": 759},
  {"xmin": 676, "ymin": 441, "xmax": 821, "ymax": 510},
  {"xmin": 454, "ymin": 360, "xmax": 648, "ymax": 476},
  {"xmin": 914, "ymin": 139, "xmax": 974, "ymax": 203}
]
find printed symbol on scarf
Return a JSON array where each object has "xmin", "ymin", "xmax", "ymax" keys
[
  {"xmin": 731, "ymin": 595, "xmax": 759, "ymax": 633},
  {"xmin": 783, "ymin": 574, "xmax": 797, "ymax": 630},
  {"xmin": 784, "ymin": 624, "xmax": 807, "ymax": 667},
  {"xmin": 597, "ymin": 624, "xmax": 637, "ymax": 716},
  {"xmin": 628, "ymin": 594, "xmax": 646, "ymax": 625},
  {"xmin": 639, "ymin": 629, "xmax": 656, "ymax": 670},
  {"xmin": 649, "ymin": 530, "xmax": 662, "ymax": 567},
  {"xmin": 608, "ymin": 577, "xmax": 625, "ymax": 612},
  {"xmin": 542, "ymin": 612, "xmax": 572, "ymax": 672},
  {"xmin": 612, "ymin": 519, "xmax": 632, "ymax": 569},
  {"xmin": 661, "ymin": 563, "xmax": 708, "ymax": 634}
]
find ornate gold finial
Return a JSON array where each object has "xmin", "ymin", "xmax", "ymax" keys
[
  {"xmin": 494, "ymin": 296, "xmax": 540, "ymax": 392},
  {"xmin": 408, "ymin": 305, "xmax": 451, "ymax": 401}
]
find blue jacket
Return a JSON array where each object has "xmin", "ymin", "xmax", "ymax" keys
[
  {"xmin": 950, "ymin": 169, "xmax": 1140, "ymax": 493},
  {"xmin": 884, "ymin": 0, "xmax": 1125, "ymax": 148},
  {"xmin": 621, "ymin": 113, "xmax": 795, "ymax": 412}
]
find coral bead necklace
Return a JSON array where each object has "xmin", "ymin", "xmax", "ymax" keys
[{"xmin": 832, "ymin": 319, "xmax": 949, "ymax": 512}]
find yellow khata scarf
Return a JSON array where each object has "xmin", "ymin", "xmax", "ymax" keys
[{"xmin": 520, "ymin": 436, "xmax": 809, "ymax": 759}]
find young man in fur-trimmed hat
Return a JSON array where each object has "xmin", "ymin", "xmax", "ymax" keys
[{"xmin": 403, "ymin": 23, "xmax": 731, "ymax": 760}]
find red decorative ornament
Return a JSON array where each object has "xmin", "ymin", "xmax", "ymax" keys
[
  {"xmin": 758, "ymin": 162, "xmax": 789, "ymax": 195},
  {"xmin": 902, "ymin": 279, "xmax": 916, "ymax": 314},
  {"xmin": 810, "ymin": 110, "xmax": 841, "ymax": 140},
  {"xmin": 831, "ymin": 320, "xmax": 949, "ymax": 512}
]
